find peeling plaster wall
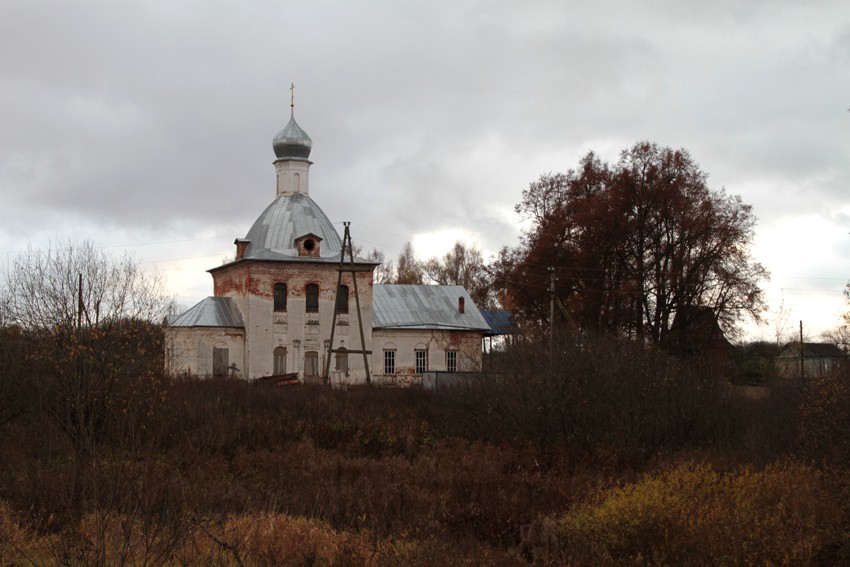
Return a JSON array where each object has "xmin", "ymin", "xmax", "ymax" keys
[
  {"xmin": 165, "ymin": 326, "xmax": 245, "ymax": 378},
  {"xmin": 371, "ymin": 328, "xmax": 483, "ymax": 387},
  {"xmin": 211, "ymin": 260, "xmax": 374, "ymax": 381}
]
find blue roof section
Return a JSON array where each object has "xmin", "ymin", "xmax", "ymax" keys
[
  {"xmin": 480, "ymin": 309, "xmax": 514, "ymax": 336},
  {"xmin": 169, "ymin": 297, "xmax": 244, "ymax": 328},
  {"xmin": 372, "ymin": 285, "xmax": 490, "ymax": 331}
]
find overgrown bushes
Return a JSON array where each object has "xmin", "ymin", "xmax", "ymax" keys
[
  {"xmin": 535, "ymin": 461, "xmax": 842, "ymax": 565},
  {"xmin": 440, "ymin": 334, "xmax": 733, "ymax": 458},
  {"xmin": 3, "ymin": 327, "xmax": 850, "ymax": 564}
]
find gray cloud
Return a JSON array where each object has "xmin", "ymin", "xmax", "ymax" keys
[{"xmin": 2, "ymin": 0, "xmax": 848, "ymax": 332}]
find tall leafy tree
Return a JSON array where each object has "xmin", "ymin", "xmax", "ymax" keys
[{"xmin": 493, "ymin": 142, "xmax": 768, "ymax": 343}]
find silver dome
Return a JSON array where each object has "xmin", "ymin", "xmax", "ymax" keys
[
  {"xmin": 272, "ymin": 111, "xmax": 312, "ymax": 160},
  {"xmin": 242, "ymin": 193, "xmax": 341, "ymax": 261}
]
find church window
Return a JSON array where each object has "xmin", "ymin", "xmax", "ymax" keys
[
  {"xmin": 273, "ymin": 346, "xmax": 287, "ymax": 375},
  {"xmin": 306, "ymin": 284, "xmax": 319, "ymax": 312},
  {"xmin": 446, "ymin": 350, "xmax": 457, "ymax": 373},
  {"xmin": 415, "ymin": 349, "xmax": 428, "ymax": 375},
  {"xmin": 273, "ymin": 283, "xmax": 287, "ymax": 311},
  {"xmin": 384, "ymin": 349, "xmax": 396, "ymax": 375},
  {"xmin": 336, "ymin": 284, "xmax": 349, "ymax": 314}
]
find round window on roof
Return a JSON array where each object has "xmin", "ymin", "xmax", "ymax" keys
[{"xmin": 303, "ymin": 239, "xmax": 315, "ymax": 251}]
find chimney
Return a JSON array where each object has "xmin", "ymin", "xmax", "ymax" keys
[
  {"xmin": 234, "ymin": 239, "xmax": 250, "ymax": 260},
  {"xmin": 458, "ymin": 296, "xmax": 465, "ymax": 314}
]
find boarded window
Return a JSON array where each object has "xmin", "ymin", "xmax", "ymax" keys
[
  {"xmin": 336, "ymin": 284, "xmax": 349, "ymax": 314},
  {"xmin": 273, "ymin": 283, "xmax": 287, "ymax": 312},
  {"xmin": 304, "ymin": 351, "xmax": 319, "ymax": 379},
  {"xmin": 384, "ymin": 349, "xmax": 396, "ymax": 375},
  {"xmin": 335, "ymin": 347, "xmax": 348, "ymax": 373},
  {"xmin": 415, "ymin": 349, "xmax": 427, "ymax": 374},
  {"xmin": 306, "ymin": 284, "xmax": 319, "ymax": 312},
  {"xmin": 273, "ymin": 346, "xmax": 287, "ymax": 375},
  {"xmin": 213, "ymin": 347, "xmax": 229, "ymax": 377},
  {"xmin": 446, "ymin": 350, "xmax": 457, "ymax": 373}
]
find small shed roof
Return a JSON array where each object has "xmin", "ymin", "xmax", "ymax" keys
[
  {"xmin": 168, "ymin": 297, "xmax": 244, "ymax": 328},
  {"xmin": 480, "ymin": 309, "xmax": 514, "ymax": 337},
  {"xmin": 372, "ymin": 285, "xmax": 490, "ymax": 331}
]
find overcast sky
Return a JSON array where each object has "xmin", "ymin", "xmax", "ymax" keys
[{"xmin": 2, "ymin": 0, "xmax": 848, "ymax": 341}]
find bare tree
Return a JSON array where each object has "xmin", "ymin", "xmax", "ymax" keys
[
  {"xmin": 365, "ymin": 247, "xmax": 395, "ymax": 284},
  {"xmin": 2, "ymin": 239, "xmax": 172, "ymax": 330},
  {"xmin": 1, "ymin": 240, "xmax": 173, "ymax": 454},
  {"xmin": 395, "ymin": 241, "xmax": 424, "ymax": 285},
  {"xmin": 772, "ymin": 291, "xmax": 793, "ymax": 346},
  {"xmin": 423, "ymin": 241, "xmax": 493, "ymax": 308}
]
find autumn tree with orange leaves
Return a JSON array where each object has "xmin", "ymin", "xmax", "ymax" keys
[{"xmin": 492, "ymin": 142, "xmax": 768, "ymax": 344}]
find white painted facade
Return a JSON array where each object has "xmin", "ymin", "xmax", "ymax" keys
[{"xmin": 165, "ymin": 108, "xmax": 487, "ymax": 385}]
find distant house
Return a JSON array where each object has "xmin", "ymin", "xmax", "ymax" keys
[{"xmin": 774, "ymin": 342, "xmax": 846, "ymax": 379}]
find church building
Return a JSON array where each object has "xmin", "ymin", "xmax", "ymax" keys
[{"xmin": 165, "ymin": 105, "xmax": 490, "ymax": 385}]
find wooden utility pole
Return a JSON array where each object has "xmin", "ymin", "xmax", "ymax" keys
[
  {"xmin": 324, "ymin": 222, "xmax": 372, "ymax": 385},
  {"xmin": 549, "ymin": 267, "xmax": 556, "ymax": 356},
  {"xmin": 77, "ymin": 273, "xmax": 83, "ymax": 329}
]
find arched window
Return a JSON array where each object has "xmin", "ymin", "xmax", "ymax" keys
[
  {"xmin": 306, "ymin": 284, "xmax": 319, "ymax": 312},
  {"xmin": 336, "ymin": 284, "xmax": 349, "ymax": 314},
  {"xmin": 335, "ymin": 347, "xmax": 348, "ymax": 374},
  {"xmin": 273, "ymin": 346, "xmax": 287, "ymax": 375},
  {"xmin": 273, "ymin": 283, "xmax": 287, "ymax": 312}
]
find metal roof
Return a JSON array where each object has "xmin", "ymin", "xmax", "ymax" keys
[
  {"xmin": 272, "ymin": 110, "xmax": 312, "ymax": 160},
  {"xmin": 480, "ymin": 309, "xmax": 514, "ymax": 337},
  {"xmin": 243, "ymin": 193, "xmax": 344, "ymax": 262},
  {"xmin": 169, "ymin": 297, "xmax": 244, "ymax": 328},
  {"xmin": 372, "ymin": 285, "xmax": 490, "ymax": 331}
]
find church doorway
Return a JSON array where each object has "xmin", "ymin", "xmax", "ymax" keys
[{"xmin": 304, "ymin": 351, "xmax": 319, "ymax": 381}]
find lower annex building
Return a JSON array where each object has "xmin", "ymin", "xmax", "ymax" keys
[{"xmin": 164, "ymin": 106, "xmax": 490, "ymax": 385}]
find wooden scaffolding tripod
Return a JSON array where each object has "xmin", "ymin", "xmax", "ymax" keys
[{"xmin": 323, "ymin": 222, "xmax": 372, "ymax": 385}]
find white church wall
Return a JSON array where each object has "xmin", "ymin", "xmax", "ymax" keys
[
  {"xmin": 371, "ymin": 328, "xmax": 483, "ymax": 387},
  {"xmin": 165, "ymin": 326, "xmax": 245, "ymax": 379},
  {"xmin": 212, "ymin": 261, "xmax": 374, "ymax": 381}
]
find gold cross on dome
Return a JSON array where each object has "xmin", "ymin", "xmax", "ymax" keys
[{"xmin": 290, "ymin": 83, "xmax": 295, "ymax": 110}]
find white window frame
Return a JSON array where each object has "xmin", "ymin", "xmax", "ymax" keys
[
  {"xmin": 384, "ymin": 349, "xmax": 396, "ymax": 375},
  {"xmin": 415, "ymin": 349, "xmax": 428, "ymax": 375},
  {"xmin": 446, "ymin": 350, "xmax": 457, "ymax": 373}
]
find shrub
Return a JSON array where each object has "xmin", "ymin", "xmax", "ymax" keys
[
  {"xmin": 797, "ymin": 361, "xmax": 850, "ymax": 467},
  {"xmin": 548, "ymin": 461, "xmax": 841, "ymax": 565},
  {"xmin": 438, "ymin": 334, "xmax": 732, "ymax": 459}
]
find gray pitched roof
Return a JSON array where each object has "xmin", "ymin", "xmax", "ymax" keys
[
  {"xmin": 372, "ymin": 285, "xmax": 490, "ymax": 331},
  {"xmin": 169, "ymin": 297, "xmax": 244, "ymax": 328}
]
